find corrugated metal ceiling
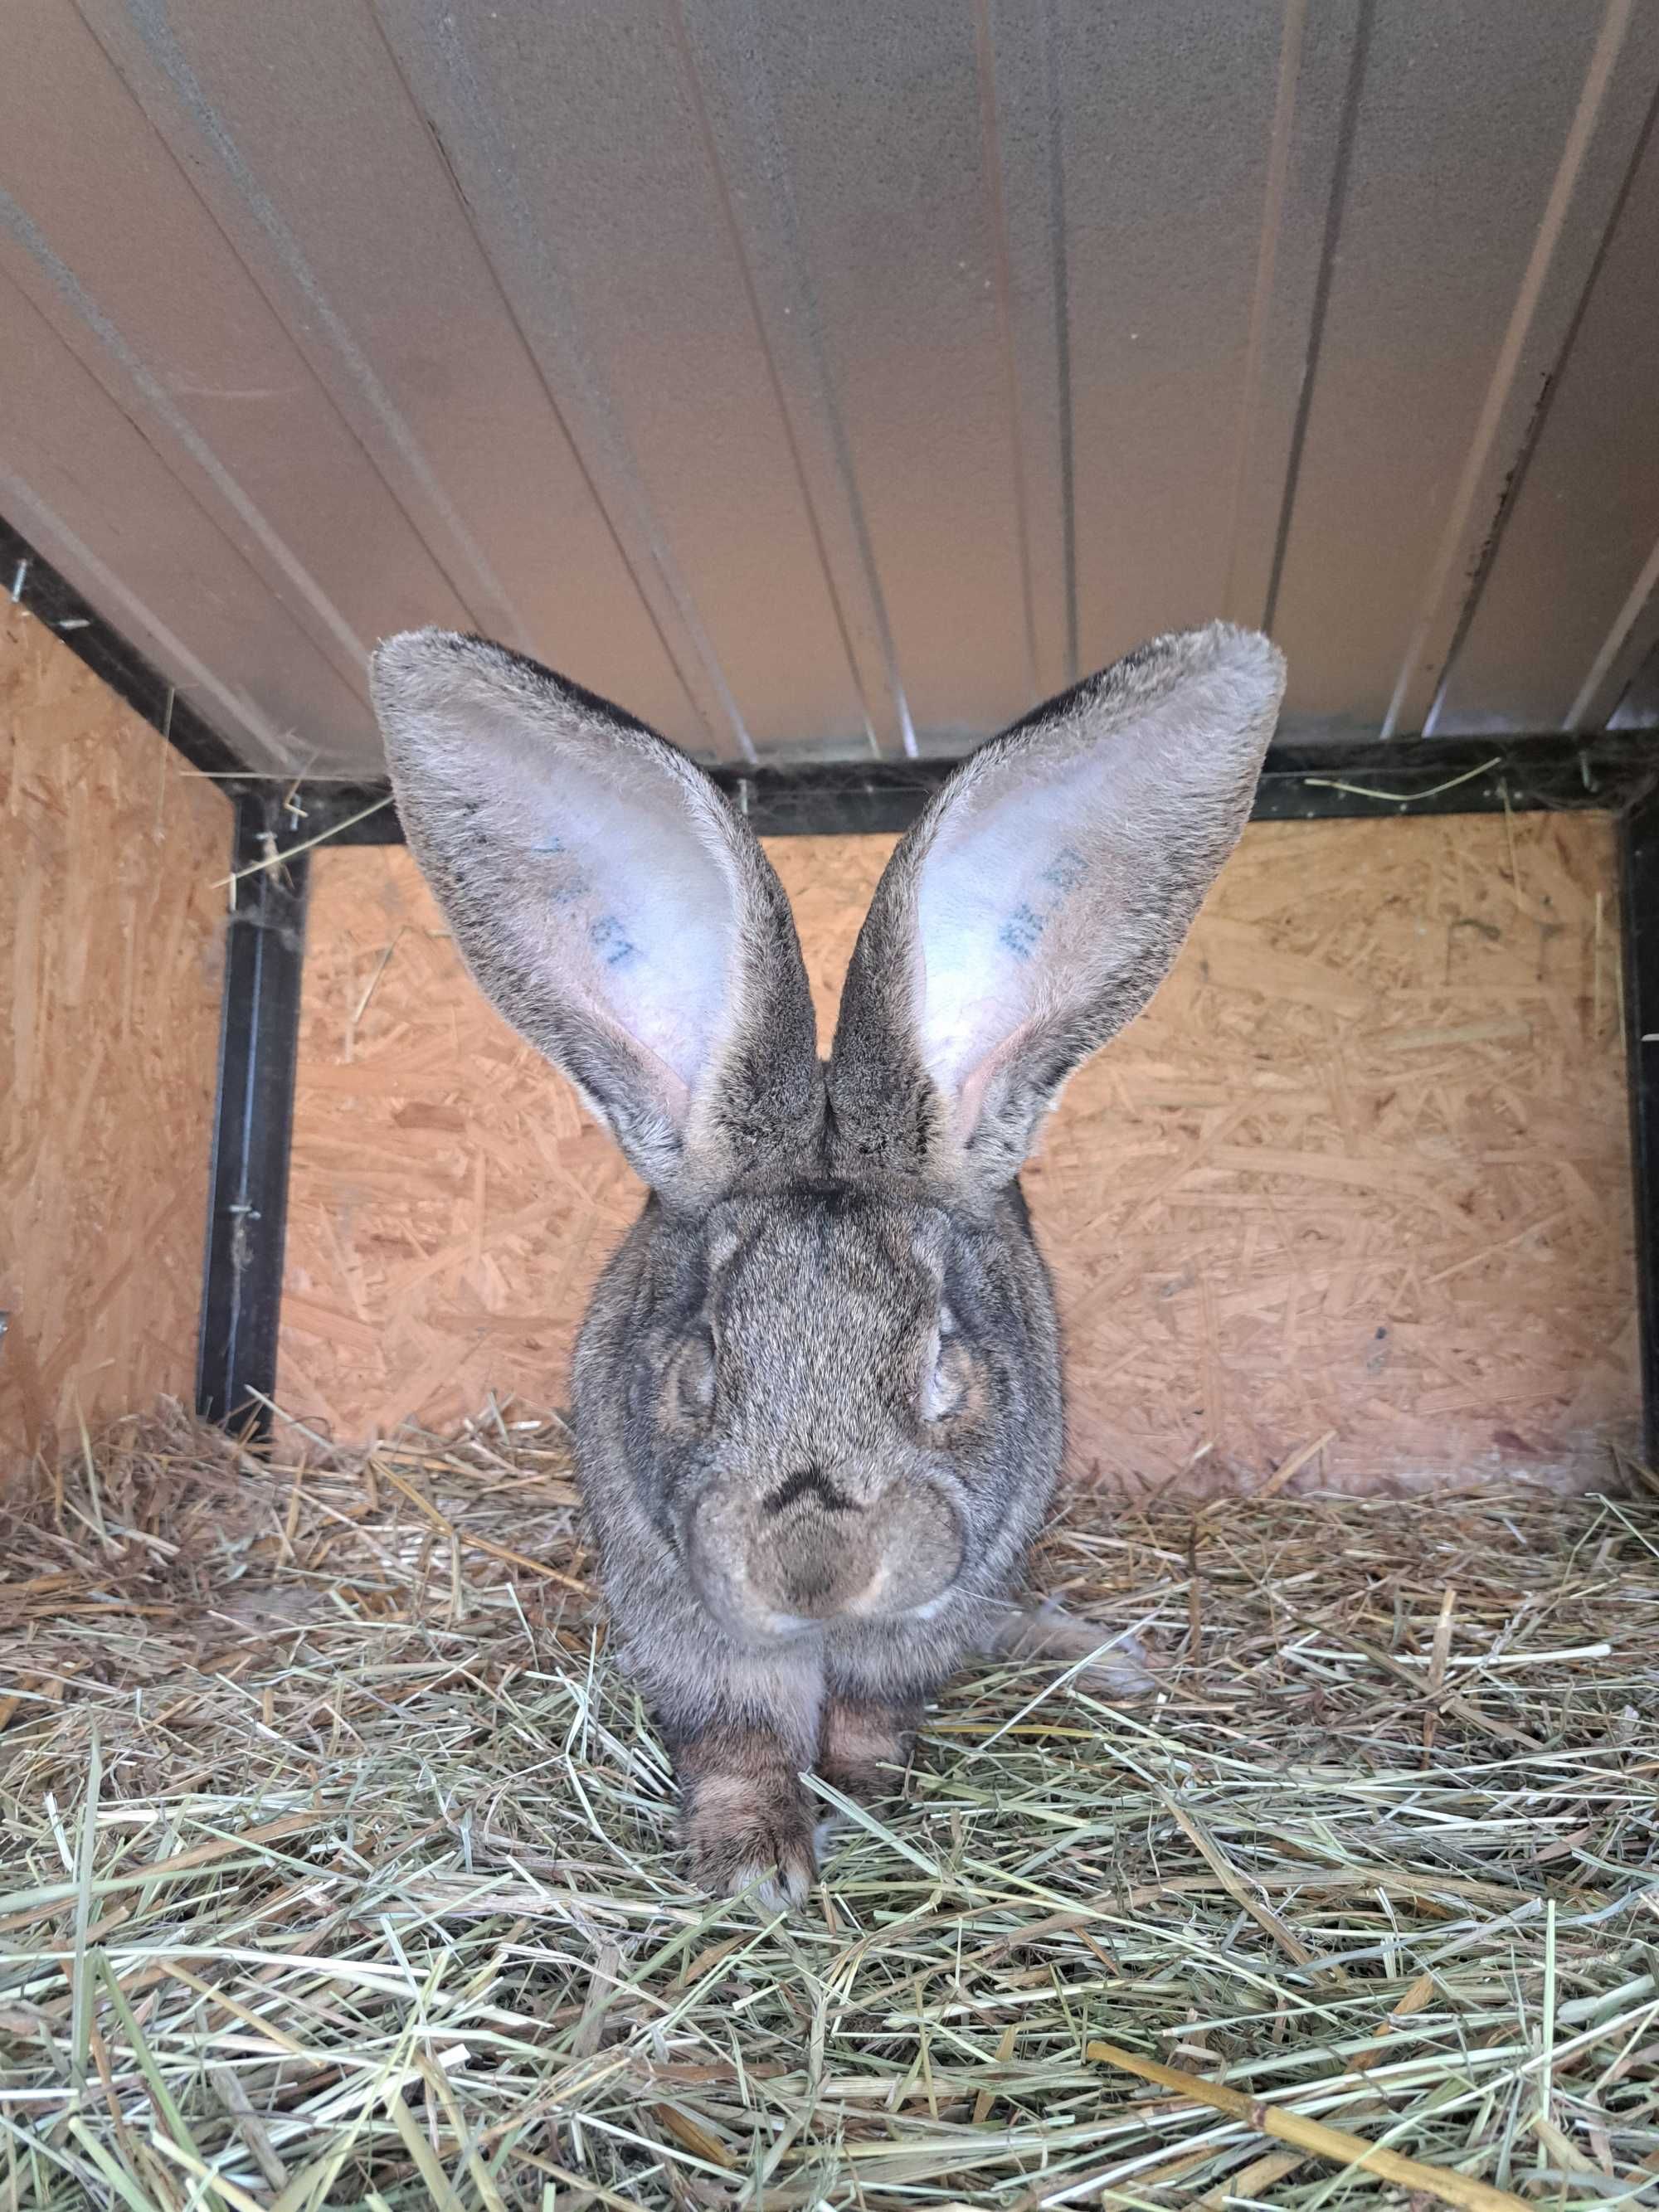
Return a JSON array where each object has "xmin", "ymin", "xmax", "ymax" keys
[{"xmin": 3, "ymin": 0, "xmax": 1658, "ymax": 776}]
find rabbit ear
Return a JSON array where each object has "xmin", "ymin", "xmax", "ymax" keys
[
  {"xmin": 372, "ymin": 630, "xmax": 819, "ymax": 1202},
  {"xmin": 827, "ymin": 624, "xmax": 1285, "ymax": 1204}
]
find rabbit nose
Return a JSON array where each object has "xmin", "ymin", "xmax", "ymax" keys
[
  {"xmin": 688, "ymin": 1471, "xmax": 962, "ymax": 1641},
  {"xmin": 760, "ymin": 1466, "xmax": 851, "ymax": 1519}
]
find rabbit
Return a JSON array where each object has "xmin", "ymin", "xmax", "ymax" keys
[{"xmin": 369, "ymin": 620, "xmax": 1287, "ymax": 1907}]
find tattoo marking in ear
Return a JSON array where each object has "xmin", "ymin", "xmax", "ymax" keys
[
  {"xmin": 590, "ymin": 913, "xmax": 639, "ymax": 968},
  {"xmin": 1042, "ymin": 846, "xmax": 1087, "ymax": 893},
  {"xmin": 999, "ymin": 903, "xmax": 1044, "ymax": 960},
  {"xmin": 998, "ymin": 844, "xmax": 1088, "ymax": 960},
  {"xmin": 532, "ymin": 836, "xmax": 595, "ymax": 911}
]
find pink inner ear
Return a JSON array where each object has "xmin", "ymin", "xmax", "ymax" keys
[
  {"xmin": 952, "ymin": 1008, "xmax": 1041, "ymax": 1146},
  {"xmin": 575, "ymin": 984, "xmax": 693, "ymax": 1126},
  {"xmin": 911, "ymin": 745, "xmax": 1100, "ymax": 1097},
  {"xmin": 437, "ymin": 693, "xmax": 740, "ymax": 1097}
]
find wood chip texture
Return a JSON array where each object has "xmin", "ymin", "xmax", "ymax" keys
[
  {"xmin": 1, "ymin": 604, "xmax": 230, "ymax": 1476},
  {"xmin": 281, "ymin": 815, "xmax": 1636, "ymax": 1490}
]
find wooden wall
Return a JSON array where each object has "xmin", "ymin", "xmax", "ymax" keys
[
  {"xmin": 1, "ymin": 604, "xmax": 230, "ymax": 1474},
  {"xmin": 281, "ymin": 811, "xmax": 1637, "ymax": 1491}
]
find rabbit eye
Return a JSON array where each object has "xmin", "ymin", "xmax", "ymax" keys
[
  {"xmin": 922, "ymin": 1321, "xmax": 967, "ymax": 1422},
  {"xmin": 672, "ymin": 1330, "xmax": 717, "ymax": 1422}
]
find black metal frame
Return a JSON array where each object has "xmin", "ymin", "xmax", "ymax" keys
[
  {"xmin": 1620, "ymin": 788, "xmax": 1659, "ymax": 1463},
  {"xmin": 6, "ymin": 522, "xmax": 1657, "ymax": 1456},
  {"xmin": 302, "ymin": 731, "xmax": 1649, "ymax": 846},
  {"xmin": 3, "ymin": 517, "xmax": 251, "ymax": 786},
  {"xmin": 202, "ymin": 737, "xmax": 1659, "ymax": 1461},
  {"xmin": 197, "ymin": 791, "xmax": 310, "ymax": 1437}
]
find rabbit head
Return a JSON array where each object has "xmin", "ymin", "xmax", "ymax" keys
[{"xmin": 371, "ymin": 621, "xmax": 1285, "ymax": 1903}]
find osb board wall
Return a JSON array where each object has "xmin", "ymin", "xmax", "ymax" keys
[
  {"xmin": 282, "ymin": 814, "xmax": 1637, "ymax": 1491},
  {"xmin": 0, "ymin": 603, "xmax": 230, "ymax": 1475}
]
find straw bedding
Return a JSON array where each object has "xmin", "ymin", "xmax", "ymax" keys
[{"xmin": 2, "ymin": 1407, "xmax": 1656, "ymax": 2210}]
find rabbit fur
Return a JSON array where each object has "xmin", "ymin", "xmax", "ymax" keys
[{"xmin": 370, "ymin": 620, "xmax": 1287, "ymax": 1906}]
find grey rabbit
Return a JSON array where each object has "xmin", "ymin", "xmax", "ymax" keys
[{"xmin": 370, "ymin": 620, "xmax": 1287, "ymax": 1905}]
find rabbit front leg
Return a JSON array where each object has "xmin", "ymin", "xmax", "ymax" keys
[
  {"xmin": 671, "ymin": 1717, "xmax": 820, "ymax": 1908},
  {"xmin": 651, "ymin": 1641, "xmax": 824, "ymax": 1908},
  {"xmin": 818, "ymin": 1691, "xmax": 922, "ymax": 1801}
]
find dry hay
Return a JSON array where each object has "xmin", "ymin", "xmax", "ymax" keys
[{"xmin": 1, "ymin": 1407, "xmax": 1657, "ymax": 2210}]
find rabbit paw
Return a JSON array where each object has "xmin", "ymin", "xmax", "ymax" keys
[
  {"xmin": 993, "ymin": 1602, "xmax": 1157, "ymax": 1697},
  {"xmin": 685, "ymin": 1778, "xmax": 817, "ymax": 1911},
  {"xmin": 818, "ymin": 1694, "xmax": 921, "ymax": 1804}
]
